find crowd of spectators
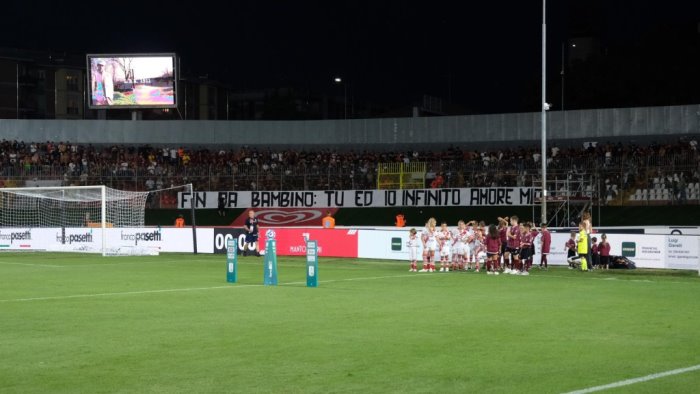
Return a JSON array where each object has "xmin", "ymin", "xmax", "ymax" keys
[{"xmin": 0, "ymin": 137, "xmax": 697, "ymax": 201}]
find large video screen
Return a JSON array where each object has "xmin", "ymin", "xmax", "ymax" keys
[{"xmin": 86, "ymin": 53, "xmax": 177, "ymax": 109}]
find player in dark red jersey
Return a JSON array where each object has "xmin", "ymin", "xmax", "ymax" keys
[
  {"xmin": 485, "ymin": 224, "xmax": 501, "ymax": 275},
  {"xmin": 497, "ymin": 217, "xmax": 509, "ymax": 271},
  {"xmin": 528, "ymin": 222, "xmax": 538, "ymax": 271},
  {"xmin": 539, "ymin": 223, "xmax": 551, "ymax": 269},
  {"xmin": 565, "ymin": 231, "xmax": 577, "ymax": 269},
  {"xmin": 598, "ymin": 234, "xmax": 611, "ymax": 269},
  {"xmin": 518, "ymin": 223, "xmax": 534, "ymax": 275},
  {"xmin": 505, "ymin": 215, "xmax": 521, "ymax": 274}
]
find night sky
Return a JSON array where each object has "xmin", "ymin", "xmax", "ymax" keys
[{"xmin": 3, "ymin": 0, "xmax": 700, "ymax": 114}]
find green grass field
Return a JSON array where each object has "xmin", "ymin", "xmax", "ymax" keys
[{"xmin": 1, "ymin": 253, "xmax": 699, "ymax": 393}]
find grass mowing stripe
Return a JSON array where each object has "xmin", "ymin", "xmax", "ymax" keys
[
  {"xmin": 0, "ymin": 273, "xmax": 425, "ymax": 303},
  {"xmin": 562, "ymin": 364, "xmax": 700, "ymax": 393}
]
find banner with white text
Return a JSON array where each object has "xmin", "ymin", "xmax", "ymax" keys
[{"xmin": 178, "ymin": 188, "xmax": 541, "ymax": 209}]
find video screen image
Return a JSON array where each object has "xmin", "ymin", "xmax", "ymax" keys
[{"xmin": 88, "ymin": 55, "xmax": 176, "ymax": 108}]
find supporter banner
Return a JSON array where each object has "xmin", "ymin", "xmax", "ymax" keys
[
  {"xmin": 178, "ymin": 188, "xmax": 541, "ymax": 209},
  {"xmin": 258, "ymin": 228, "xmax": 358, "ymax": 258}
]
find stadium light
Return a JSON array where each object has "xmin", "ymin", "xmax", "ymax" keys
[{"xmin": 333, "ymin": 76, "xmax": 347, "ymax": 119}]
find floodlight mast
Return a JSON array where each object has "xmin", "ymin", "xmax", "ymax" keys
[{"xmin": 541, "ymin": 0, "xmax": 548, "ymax": 226}]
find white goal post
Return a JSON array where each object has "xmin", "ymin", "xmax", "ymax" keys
[{"xmin": 0, "ymin": 184, "xmax": 195, "ymax": 256}]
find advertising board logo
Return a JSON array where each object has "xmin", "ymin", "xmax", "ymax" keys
[
  {"xmin": 0, "ymin": 230, "xmax": 32, "ymax": 244},
  {"xmin": 213, "ymin": 228, "xmax": 247, "ymax": 254},
  {"xmin": 621, "ymin": 242, "xmax": 636, "ymax": 257},
  {"xmin": 120, "ymin": 230, "xmax": 162, "ymax": 245},
  {"xmin": 56, "ymin": 231, "xmax": 94, "ymax": 244},
  {"xmin": 391, "ymin": 237, "xmax": 402, "ymax": 251},
  {"xmin": 256, "ymin": 210, "xmax": 323, "ymax": 225}
]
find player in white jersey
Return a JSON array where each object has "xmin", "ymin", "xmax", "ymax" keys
[
  {"xmin": 438, "ymin": 222, "xmax": 452, "ymax": 272},
  {"xmin": 407, "ymin": 228, "xmax": 420, "ymax": 272},
  {"xmin": 420, "ymin": 221, "xmax": 429, "ymax": 270},
  {"xmin": 463, "ymin": 220, "xmax": 477, "ymax": 268},
  {"xmin": 451, "ymin": 220, "xmax": 467, "ymax": 271},
  {"xmin": 420, "ymin": 217, "xmax": 438, "ymax": 272},
  {"xmin": 467, "ymin": 221, "xmax": 484, "ymax": 272},
  {"xmin": 472, "ymin": 222, "xmax": 487, "ymax": 272},
  {"xmin": 459, "ymin": 220, "xmax": 473, "ymax": 270}
]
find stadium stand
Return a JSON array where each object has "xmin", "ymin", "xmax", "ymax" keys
[{"xmin": 0, "ymin": 137, "xmax": 698, "ymax": 206}]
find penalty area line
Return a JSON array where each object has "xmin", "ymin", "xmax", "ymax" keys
[{"xmin": 562, "ymin": 363, "xmax": 700, "ymax": 394}]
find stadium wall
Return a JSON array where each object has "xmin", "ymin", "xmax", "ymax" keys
[{"xmin": 1, "ymin": 104, "xmax": 698, "ymax": 146}]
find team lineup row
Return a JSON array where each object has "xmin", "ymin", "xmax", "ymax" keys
[{"xmin": 405, "ymin": 214, "xmax": 603, "ymax": 275}]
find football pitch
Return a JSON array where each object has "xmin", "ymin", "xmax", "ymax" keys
[{"xmin": 1, "ymin": 253, "xmax": 699, "ymax": 393}]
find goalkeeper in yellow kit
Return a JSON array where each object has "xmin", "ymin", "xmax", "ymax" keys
[{"xmin": 576, "ymin": 221, "xmax": 589, "ymax": 271}]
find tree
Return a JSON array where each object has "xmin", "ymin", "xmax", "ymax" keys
[{"xmin": 114, "ymin": 58, "xmax": 134, "ymax": 85}]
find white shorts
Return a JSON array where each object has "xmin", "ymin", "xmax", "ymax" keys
[
  {"xmin": 453, "ymin": 242, "xmax": 465, "ymax": 256},
  {"xmin": 440, "ymin": 244, "xmax": 450, "ymax": 258},
  {"xmin": 468, "ymin": 243, "xmax": 478, "ymax": 255},
  {"xmin": 425, "ymin": 240, "xmax": 438, "ymax": 252},
  {"xmin": 462, "ymin": 244, "xmax": 472, "ymax": 256},
  {"xmin": 408, "ymin": 246, "xmax": 419, "ymax": 261}
]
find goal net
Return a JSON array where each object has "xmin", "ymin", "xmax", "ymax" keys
[{"xmin": 0, "ymin": 185, "xmax": 155, "ymax": 256}]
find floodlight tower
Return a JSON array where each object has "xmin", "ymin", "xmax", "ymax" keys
[{"xmin": 541, "ymin": 0, "xmax": 548, "ymax": 225}]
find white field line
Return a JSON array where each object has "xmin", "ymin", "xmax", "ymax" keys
[
  {"xmin": 0, "ymin": 258, "xmax": 405, "ymax": 268},
  {"xmin": 0, "ymin": 259, "xmax": 191, "ymax": 268},
  {"xmin": 0, "ymin": 261, "xmax": 403, "ymax": 273},
  {"xmin": 0, "ymin": 273, "xmax": 425, "ymax": 303},
  {"xmin": 562, "ymin": 363, "xmax": 700, "ymax": 394},
  {"xmin": 0, "ymin": 261, "xmax": 64, "ymax": 268}
]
